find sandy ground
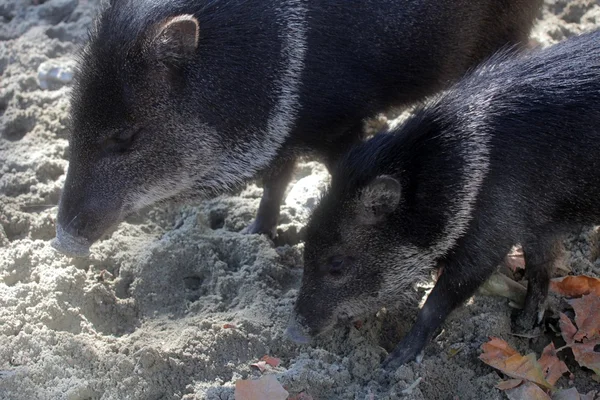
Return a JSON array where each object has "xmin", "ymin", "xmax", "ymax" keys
[{"xmin": 1, "ymin": 1, "xmax": 600, "ymax": 399}]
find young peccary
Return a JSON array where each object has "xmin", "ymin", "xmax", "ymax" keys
[
  {"xmin": 286, "ymin": 30, "xmax": 600, "ymax": 368},
  {"xmin": 52, "ymin": 0, "xmax": 542, "ymax": 257}
]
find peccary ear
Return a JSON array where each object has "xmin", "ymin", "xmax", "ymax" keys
[
  {"xmin": 149, "ymin": 15, "xmax": 200, "ymax": 62},
  {"xmin": 358, "ymin": 175, "xmax": 401, "ymax": 224}
]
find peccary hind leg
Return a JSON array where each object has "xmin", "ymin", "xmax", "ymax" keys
[
  {"xmin": 512, "ymin": 233, "xmax": 563, "ymax": 333},
  {"xmin": 383, "ymin": 233, "xmax": 512, "ymax": 369},
  {"xmin": 244, "ymin": 157, "xmax": 296, "ymax": 238}
]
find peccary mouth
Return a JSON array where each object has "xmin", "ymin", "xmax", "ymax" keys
[
  {"xmin": 284, "ymin": 314, "xmax": 312, "ymax": 344},
  {"xmin": 51, "ymin": 224, "xmax": 92, "ymax": 257}
]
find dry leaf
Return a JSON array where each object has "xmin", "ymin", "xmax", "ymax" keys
[
  {"xmin": 261, "ymin": 355, "xmax": 281, "ymax": 368},
  {"xmin": 479, "ymin": 272, "xmax": 526, "ymax": 306},
  {"xmin": 550, "ymin": 276, "xmax": 600, "ymax": 298},
  {"xmin": 480, "ymin": 337, "xmax": 553, "ymax": 390},
  {"xmin": 559, "ymin": 313, "xmax": 578, "ymax": 344},
  {"xmin": 557, "ymin": 295, "xmax": 600, "ymax": 377},
  {"xmin": 250, "ymin": 361, "xmax": 268, "ymax": 373},
  {"xmin": 568, "ymin": 295, "xmax": 600, "ymax": 342},
  {"xmin": 480, "ymin": 337, "xmax": 519, "ymax": 359},
  {"xmin": 570, "ymin": 341, "xmax": 600, "ymax": 376},
  {"xmin": 553, "ymin": 388, "xmax": 599, "ymax": 400},
  {"xmin": 505, "ymin": 382, "xmax": 551, "ymax": 400},
  {"xmin": 496, "ymin": 379, "xmax": 524, "ymax": 390},
  {"xmin": 223, "ymin": 323, "xmax": 236, "ymax": 329},
  {"xmin": 538, "ymin": 343, "xmax": 570, "ymax": 386},
  {"xmin": 234, "ymin": 375, "xmax": 289, "ymax": 400}
]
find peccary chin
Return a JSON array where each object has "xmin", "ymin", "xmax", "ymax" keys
[{"xmin": 293, "ymin": 30, "xmax": 600, "ymax": 365}]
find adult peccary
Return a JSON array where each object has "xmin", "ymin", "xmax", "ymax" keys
[
  {"xmin": 52, "ymin": 0, "xmax": 542, "ymax": 257},
  {"xmin": 286, "ymin": 30, "xmax": 600, "ymax": 368}
]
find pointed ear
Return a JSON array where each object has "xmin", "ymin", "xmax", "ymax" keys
[
  {"xmin": 149, "ymin": 15, "xmax": 199, "ymax": 62},
  {"xmin": 358, "ymin": 175, "xmax": 402, "ymax": 224}
]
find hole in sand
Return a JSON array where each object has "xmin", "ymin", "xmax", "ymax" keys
[
  {"xmin": 115, "ymin": 273, "xmax": 134, "ymax": 299},
  {"xmin": 183, "ymin": 276, "xmax": 203, "ymax": 291},
  {"xmin": 209, "ymin": 209, "xmax": 226, "ymax": 230}
]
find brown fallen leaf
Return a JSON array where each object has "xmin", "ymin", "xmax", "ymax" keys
[
  {"xmin": 496, "ymin": 379, "xmax": 524, "ymax": 390},
  {"xmin": 550, "ymin": 276, "xmax": 600, "ymax": 298},
  {"xmin": 223, "ymin": 323, "xmax": 236, "ymax": 329},
  {"xmin": 261, "ymin": 355, "xmax": 282, "ymax": 368},
  {"xmin": 234, "ymin": 375, "xmax": 289, "ymax": 400},
  {"xmin": 538, "ymin": 343, "xmax": 570, "ymax": 386},
  {"xmin": 505, "ymin": 382, "xmax": 551, "ymax": 400},
  {"xmin": 559, "ymin": 313, "xmax": 578, "ymax": 344},
  {"xmin": 480, "ymin": 337, "xmax": 553, "ymax": 390},
  {"xmin": 557, "ymin": 294, "xmax": 600, "ymax": 377},
  {"xmin": 568, "ymin": 295, "xmax": 600, "ymax": 342},
  {"xmin": 553, "ymin": 388, "xmax": 598, "ymax": 400},
  {"xmin": 250, "ymin": 361, "xmax": 268, "ymax": 373},
  {"xmin": 570, "ymin": 341, "xmax": 600, "ymax": 376}
]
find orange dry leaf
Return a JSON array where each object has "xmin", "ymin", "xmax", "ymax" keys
[
  {"xmin": 234, "ymin": 375, "xmax": 289, "ymax": 400},
  {"xmin": 550, "ymin": 276, "xmax": 600, "ymax": 298},
  {"xmin": 538, "ymin": 343, "xmax": 570, "ymax": 386},
  {"xmin": 480, "ymin": 337, "xmax": 519, "ymax": 359},
  {"xmin": 261, "ymin": 355, "xmax": 281, "ymax": 367},
  {"xmin": 223, "ymin": 323, "xmax": 236, "ymax": 329},
  {"xmin": 480, "ymin": 337, "xmax": 553, "ymax": 390},
  {"xmin": 505, "ymin": 382, "xmax": 551, "ymax": 400}
]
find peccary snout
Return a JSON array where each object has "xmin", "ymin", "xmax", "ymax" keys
[
  {"xmin": 51, "ymin": 224, "xmax": 92, "ymax": 258},
  {"xmin": 53, "ymin": 186, "xmax": 123, "ymax": 257},
  {"xmin": 284, "ymin": 314, "xmax": 311, "ymax": 345}
]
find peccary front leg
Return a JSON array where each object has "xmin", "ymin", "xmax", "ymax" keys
[
  {"xmin": 383, "ymin": 234, "xmax": 512, "ymax": 369},
  {"xmin": 244, "ymin": 157, "xmax": 296, "ymax": 238},
  {"xmin": 512, "ymin": 233, "xmax": 563, "ymax": 333}
]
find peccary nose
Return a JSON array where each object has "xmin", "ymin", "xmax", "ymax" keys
[
  {"xmin": 285, "ymin": 314, "xmax": 312, "ymax": 344},
  {"xmin": 51, "ymin": 224, "xmax": 91, "ymax": 257}
]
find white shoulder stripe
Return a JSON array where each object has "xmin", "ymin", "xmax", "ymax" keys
[{"xmin": 264, "ymin": 0, "xmax": 308, "ymax": 153}]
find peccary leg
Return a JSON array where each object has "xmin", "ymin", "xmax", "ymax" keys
[
  {"xmin": 512, "ymin": 234, "xmax": 562, "ymax": 333},
  {"xmin": 244, "ymin": 157, "xmax": 296, "ymax": 238},
  {"xmin": 383, "ymin": 233, "xmax": 512, "ymax": 369},
  {"xmin": 245, "ymin": 123, "xmax": 365, "ymax": 238}
]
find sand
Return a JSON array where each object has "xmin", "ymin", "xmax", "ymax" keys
[{"xmin": 1, "ymin": 1, "xmax": 600, "ymax": 399}]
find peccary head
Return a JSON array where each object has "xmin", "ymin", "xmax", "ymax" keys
[
  {"xmin": 53, "ymin": 12, "xmax": 207, "ymax": 257},
  {"xmin": 286, "ymin": 135, "xmax": 437, "ymax": 343}
]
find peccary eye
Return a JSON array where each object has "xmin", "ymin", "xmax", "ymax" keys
[
  {"xmin": 102, "ymin": 128, "xmax": 139, "ymax": 153},
  {"xmin": 326, "ymin": 255, "xmax": 352, "ymax": 277}
]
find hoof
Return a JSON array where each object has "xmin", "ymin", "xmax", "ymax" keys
[{"xmin": 241, "ymin": 217, "xmax": 277, "ymax": 239}]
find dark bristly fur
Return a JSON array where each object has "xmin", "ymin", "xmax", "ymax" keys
[
  {"xmin": 287, "ymin": 30, "xmax": 600, "ymax": 368},
  {"xmin": 53, "ymin": 0, "xmax": 541, "ymax": 256}
]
